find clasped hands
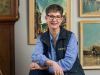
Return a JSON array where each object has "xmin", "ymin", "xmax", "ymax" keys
[
  {"xmin": 30, "ymin": 60, "xmax": 64, "ymax": 75},
  {"xmin": 30, "ymin": 62, "xmax": 48, "ymax": 70},
  {"xmin": 47, "ymin": 60, "xmax": 64, "ymax": 75}
]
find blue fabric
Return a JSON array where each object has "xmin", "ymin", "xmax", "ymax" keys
[
  {"xmin": 32, "ymin": 33, "xmax": 78, "ymax": 73},
  {"xmin": 48, "ymin": 32, "xmax": 59, "ymax": 60}
]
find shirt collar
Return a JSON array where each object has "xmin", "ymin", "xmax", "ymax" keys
[{"xmin": 49, "ymin": 32, "xmax": 60, "ymax": 41}]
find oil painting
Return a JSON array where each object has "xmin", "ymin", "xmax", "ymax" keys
[
  {"xmin": 79, "ymin": 21, "xmax": 100, "ymax": 69},
  {"xmin": 80, "ymin": 0, "xmax": 100, "ymax": 17}
]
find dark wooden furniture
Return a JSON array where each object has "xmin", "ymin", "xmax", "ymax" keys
[{"xmin": 0, "ymin": 0, "xmax": 19, "ymax": 75}]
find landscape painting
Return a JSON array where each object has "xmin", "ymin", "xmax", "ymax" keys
[
  {"xmin": 79, "ymin": 21, "xmax": 100, "ymax": 69},
  {"xmin": 80, "ymin": 0, "xmax": 100, "ymax": 17}
]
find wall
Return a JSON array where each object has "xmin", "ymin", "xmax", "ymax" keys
[{"xmin": 15, "ymin": 0, "xmax": 100, "ymax": 75}]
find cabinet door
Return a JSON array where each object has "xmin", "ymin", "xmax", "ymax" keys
[
  {"xmin": 0, "ymin": 0, "xmax": 18, "ymax": 75},
  {"xmin": 0, "ymin": 23, "xmax": 14, "ymax": 75}
]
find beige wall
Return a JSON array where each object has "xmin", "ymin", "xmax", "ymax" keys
[{"xmin": 15, "ymin": 0, "xmax": 100, "ymax": 75}]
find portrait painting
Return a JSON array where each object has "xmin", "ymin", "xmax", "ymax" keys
[
  {"xmin": 79, "ymin": 21, "xmax": 100, "ymax": 69},
  {"xmin": 28, "ymin": 0, "xmax": 71, "ymax": 44},
  {"xmin": 80, "ymin": 0, "xmax": 100, "ymax": 17}
]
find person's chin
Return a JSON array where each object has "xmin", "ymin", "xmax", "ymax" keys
[
  {"xmin": 51, "ymin": 25, "xmax": 58, "ymax": 28},
  {"xmin": 51, "ymin": 27, "xmax": 58, "ymax": 30}
]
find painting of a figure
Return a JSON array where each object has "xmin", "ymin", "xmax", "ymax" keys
[
  {"xmin": 79, "ymin": 21, "xmax": 100, "ymax": 69},
  {"xmin": 80, "ymin": 0, "xmax": 100, "ymax": 17},
  {"xmin": 29, "ymin": 0, "xmax": 71, "ymax": 44}
]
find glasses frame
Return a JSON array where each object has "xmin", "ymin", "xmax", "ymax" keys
[{"xmin": 47, "ymin": 15, "xmax": 62, "ymax": 21}]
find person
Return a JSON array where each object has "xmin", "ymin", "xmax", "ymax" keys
[{"xmin": 29, "ymin": 4, "xmax": 85, "ymax": 75}]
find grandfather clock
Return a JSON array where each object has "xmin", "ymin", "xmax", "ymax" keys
[{"xmin": 0, "ymin": 0, "xmax": 19, "ymax": 75}]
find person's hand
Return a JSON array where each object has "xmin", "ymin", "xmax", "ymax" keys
[
  {"xmin": 51, "ymin": 61, "xmax": 64, "ymax": 75},
  {"xmin": 30, "ymin": 62, "xmax": 48, "ymax": 70},
  {"xmin": 30, "ymin": 62, "xmax": 40, "ymax": 70},
  {"xmin": 46, "ymin": 60, "xmax": 64, "ymax": 75}
]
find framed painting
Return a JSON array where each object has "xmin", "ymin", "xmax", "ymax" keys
[
  {"xmin": 80, "ymin": 0, "xmax": 100, "ymax": 17},
  {"xmin": 28, "ymin": 0, "xmax": 71, "ymax": 44},
  {"xmin": 79, "ymin": 20, "xmax": 100, "ymax": 69}
]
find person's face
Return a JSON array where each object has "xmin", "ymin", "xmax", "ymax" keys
[{"xmin": 45, "ymin": 12, "xmax": 63, "ymax": 30}]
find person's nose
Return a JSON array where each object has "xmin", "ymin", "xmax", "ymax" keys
[{"xmin": 52, "ymin": 17, "xmax": 57, "ymax": 21}]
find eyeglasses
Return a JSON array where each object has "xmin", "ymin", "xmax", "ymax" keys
[{"xmin": 47, "ymin": 15, "xmax": 62, "ymax": 20}]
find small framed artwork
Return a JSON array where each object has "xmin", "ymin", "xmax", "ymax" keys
[
  {"xmin": 80, "ymin": 0, "xmax": 100, "ymax": 17},
  {"xmin": 79, "ymin": 20, "xmax": 100, "ymax": 69},
  {"xmin": 28, "ymin": 0, "xmax": 71, "ymax": 44}
]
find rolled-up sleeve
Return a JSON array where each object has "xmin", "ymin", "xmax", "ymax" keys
[
  {"xmin": 32, "ymin": 36, "xmax": 48, "ymax": 66},
  {"xmin": 57, "ymin": 33, "xmax": 78, "ymax": 71}
]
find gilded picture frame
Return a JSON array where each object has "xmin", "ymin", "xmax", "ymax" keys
[
  {"xmin": 28, "ymin": 0, "xmax": 71, "ymax": 44},
  {"xmin": 79, "ymin": 20, "xmax": 100, "ymax": 69},
  {"xmin": 80, "ymin": 0, "xmax": 100, "ymax": 17}
]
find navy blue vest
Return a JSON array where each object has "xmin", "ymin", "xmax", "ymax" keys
[{"xmin": 40, "ymin": 27, "xmax": 85, "ymax": 75}]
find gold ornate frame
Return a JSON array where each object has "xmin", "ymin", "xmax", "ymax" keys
[{"xmin": 28, "ymin": 0, "xmax": 71, "ymax": 44}]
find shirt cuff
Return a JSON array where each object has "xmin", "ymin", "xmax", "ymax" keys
[{"xmin": 37, "ymin": 54, "xmax": 49, "ymax": 66}]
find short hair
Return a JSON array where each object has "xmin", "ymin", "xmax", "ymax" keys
[{"xmin": 45, "ymin": 4, "xmax": 63, "ymax": 16}]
